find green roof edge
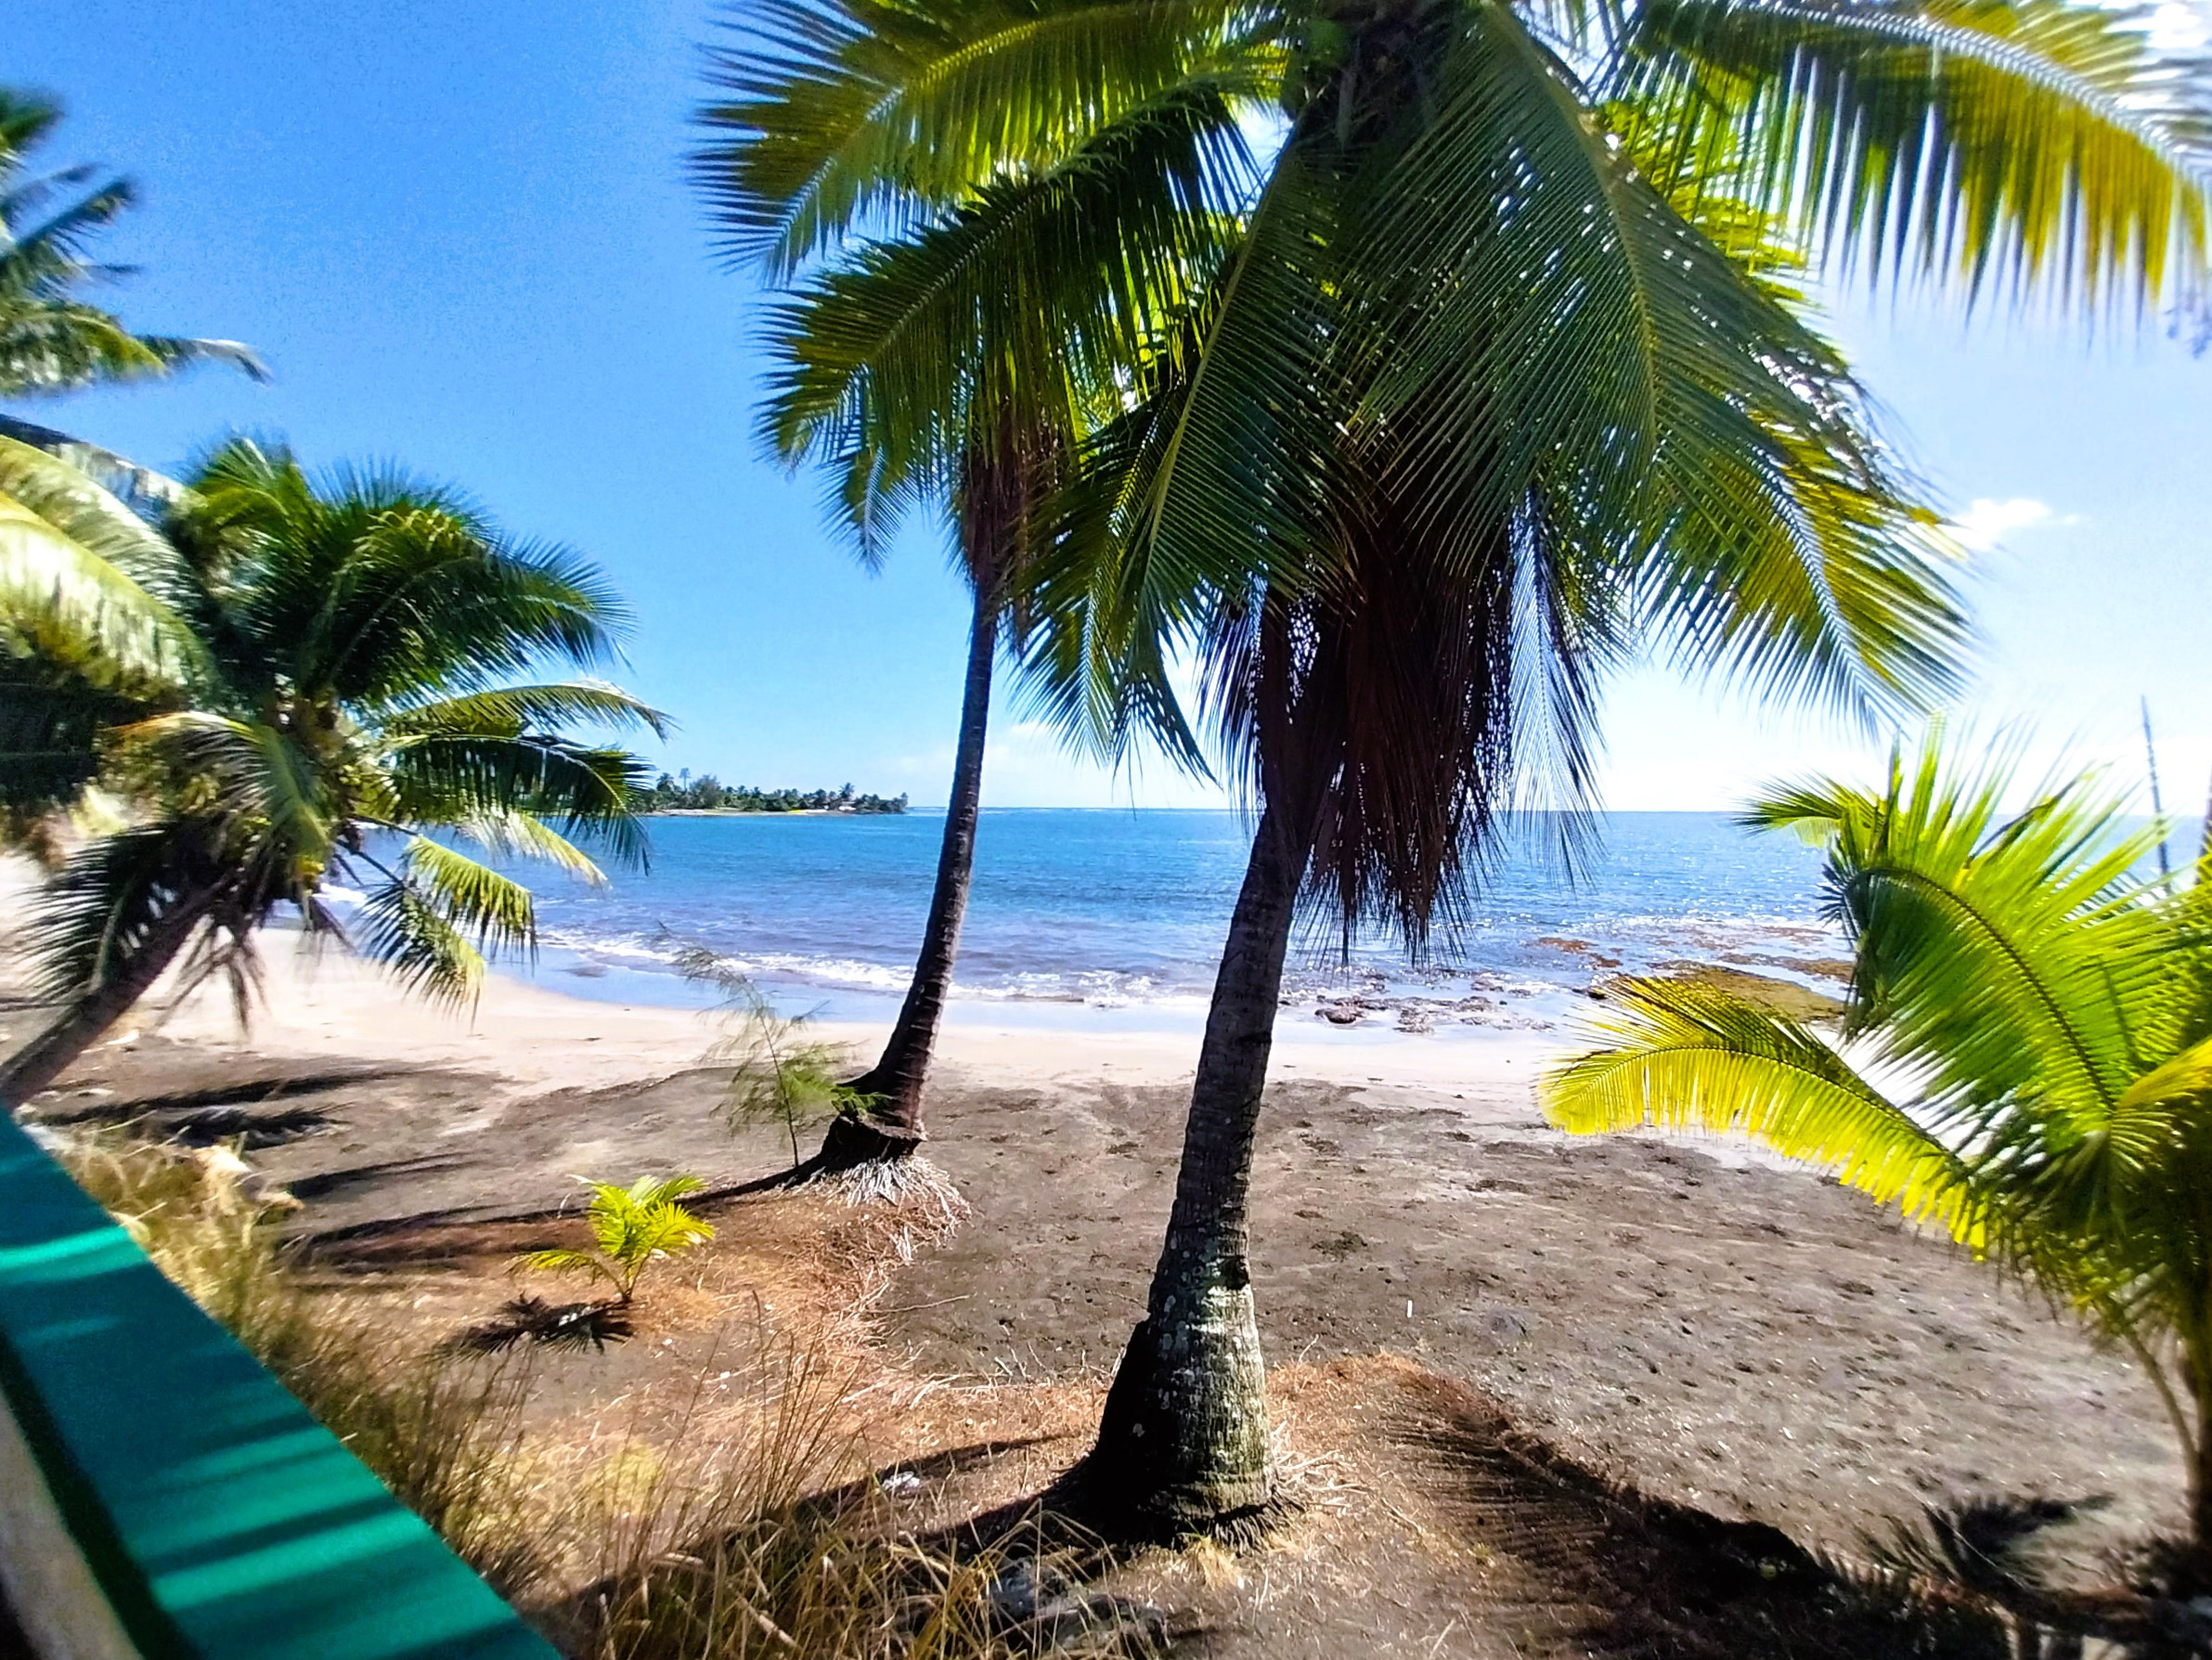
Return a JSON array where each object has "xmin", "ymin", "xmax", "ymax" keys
[{"xmin": 0, "ymin": 1114, "xmax": 559, "ymax": 1660}]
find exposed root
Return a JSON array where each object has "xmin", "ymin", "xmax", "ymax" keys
[{"xmin": 802, "ymin": 1151, "xmax": 968, "ymax": 1225}]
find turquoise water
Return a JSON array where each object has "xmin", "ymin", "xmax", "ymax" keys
[{"xmin": 509, "ymin": 810, "xmax": 1850, "ymax": 1034}]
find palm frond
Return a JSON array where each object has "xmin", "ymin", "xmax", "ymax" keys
[
  {"xmin": 380, "ymin": 681, "xmax": 671, "ymax": 740},
  {"xmin": 29, "ymin": 820, "xmax": 219, "ymax": 1000},
  {"xmin": 1351, "ymin": 5, "xmax": 1968, "ymax": 721},
  {"xmin": 350, "ymin": 873, "xmax": 488, "ymax": 1007},
  {"xmin": 1614, "ymin": 0, "xmax": 2212, "ymax": 313},
  {"xmin": 449, "ymin": 807, "xmax": 607, "ymax": 886},
  {"xmin": 175, "ymin": 439, "xmax": 632, "ymax": 702},
  {"xmin": 1752, "ymin": 742, "xmax": 2167, "ymax": 1150},
  {"xmin": 1544, "ymin": 975, "xmax": 1986, "ymax": 1239},
  {"xmin": 0, "ymin": 92, "xmax": 264, "ymax": 395},
  {"xmin": 758, "ymin": 69, "xmax": 1254, "ymax": 553},
  {"xmin": 395, "ymin": 836, "xmax": 540, "ymax": 957},
  {"xmin": 693, "ymin": 0, "xmax": 1278, "ymax": 279},
  {"xmin": 385, "ymin": 733, "xmax": 653, "ymax": 869},
  {"xmin": 0, "ymin": 435, "xmax": 205, "ymax": 690},
  {"xmin": 111, "ymin": 711, "xmax": 335, "ymax": 867}
]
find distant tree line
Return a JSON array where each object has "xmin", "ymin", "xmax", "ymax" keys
[{"xmin": 641, "ymin": 775, "xmax": 907, "ymax": 814}]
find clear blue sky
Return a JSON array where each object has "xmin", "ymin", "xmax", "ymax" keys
[{"xmin": 12, "ymin": 1, "xmax": 2211, "ymax": 811}]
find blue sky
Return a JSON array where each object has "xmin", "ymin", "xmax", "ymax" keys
[{"xmin": 12, "ymin": 0, "xmax": 2211, "ymax": 811}]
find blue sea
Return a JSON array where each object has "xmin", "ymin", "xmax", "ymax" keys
[{"xmin": 503, "ymin": 810, "xmax": 1857, "ymax": 1040}]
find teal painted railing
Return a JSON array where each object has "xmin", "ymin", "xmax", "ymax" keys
[{"xmin": 0, "ymin": 1113, "xmax": 557, "ymax": 1659}]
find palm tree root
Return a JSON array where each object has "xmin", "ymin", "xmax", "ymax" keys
[{"xmin": 801, "ymin": 1149, "xmax": 968, "ymax": 1221}]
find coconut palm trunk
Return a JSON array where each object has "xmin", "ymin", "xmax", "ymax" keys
[
  {"xmin": 825, "ymin": 443, "xmax": 1033, "ymax": 1165},
  {"xmin": 2185, "ymin": 1329, "xmax": 2212, "ymax": 1559},
  {"xmin": 1088, "ymin": 795, "xmax": 1318, "ymax": 1528},
  {"xmin": 825, "ymin": 569, "xmax": 997, "ymax": 1163},
  {"xmin": 0, "ymin": 902, "xmax": 202, "ymax": 1108}
]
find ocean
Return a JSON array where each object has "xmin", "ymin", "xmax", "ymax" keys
[{"xmin": 511, "ymin": 810, "xmax": 1852, "ymax": 1042}]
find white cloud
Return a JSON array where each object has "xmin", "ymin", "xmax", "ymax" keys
[
  {"xmin": 1950, "ymin": 496, "xmax": 2056, "ymax": 553},
  {"xmin": 2151, "ymin": 0, "xmax": 2209, "ymax": 49}
]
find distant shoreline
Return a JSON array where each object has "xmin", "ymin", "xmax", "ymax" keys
[{"xmin": 645, "ymin": 807, "xmax": 904, "ymax": 818}]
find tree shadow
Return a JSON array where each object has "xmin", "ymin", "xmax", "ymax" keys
[{"xmin": 1379, "ymin": 1368, "xmax": 2015, "ymax": 1659}]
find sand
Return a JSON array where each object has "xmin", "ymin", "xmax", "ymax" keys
[{"xmin": 1, "ymin": 908, "xmax": 2188, "ymax": 1649}]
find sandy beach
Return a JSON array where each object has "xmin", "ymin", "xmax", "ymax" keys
[{"xmin": 2, "ymin": 897, "xmax": 2187, "ymax": 1652}]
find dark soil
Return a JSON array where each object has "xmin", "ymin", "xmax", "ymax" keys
[{"xmin": 10, "ymin": 1025, "xmax": 2184, "ymax": 1655}]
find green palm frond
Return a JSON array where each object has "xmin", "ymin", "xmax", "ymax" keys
[
  {"xmin": 449, "ymin": 807, "xmax": 607, "ymax": 886},
  {"xmin": 1548, "ymin": 733, "xmax": 2212, "ymax": 1496},
  {"xmin": 694, "ymin": 0, "xmax": 1277, "ymax": 279},
  {"xmin": 1353, "ymin": 4, "xmax": 1966, "ymax": 720},
  {"xmin": 30, "ymin": 821, "xmax": 221, "ymax": 1000},
  {"xmin": 110, "ymin": 711, "xmax": 336, "ymax": 864},
  {"xmin": 1752, "ymin": 742, "xmax": 2167, "ymax": 1148},
  {"xmin": 0, "ymin": 304, "xmax": 265, "ymax": 395},
  {"xmin": 0, "ymin": 636, "xmax": 149, "ymax": 836},
  {"xmin": 1546, "ymin": 976, "xmax": 1985, "ymax": 1239},
  {"xmin": 1614, "ymin": 0, "xmax": 2212, "ymax": 311},
  {"xmin": 396, "ymin": 836, "xmax": 539, "ymax": 955},
  {"xmin": 175, "ymin": 439, "xmax": 633, "ymax": 703},
  {"xmin": 381, "ymin": 681, "xmax": 670, "ymax": 740},
  {"xmin": 759, "ymin": 70, "xmax": 1254, "ymax": 554},
  {"xmin": 0, "ymin": 435, "xmax": 205, "ymax": 691},
  {"xmin": 351, "ymin": 873, "xmax": 488, "ymax": 1006},
  {"xmin": 1016, "ymin": 141, "xmax": 1352, "ymax": 773},
  {"xmin": 0, "ymin": 88, "xmax": 265, "ymax": 395},
  {"xmin": 385, "ymin": 732, "xmax": 652, "ymax": 868},
  {"xmin": 342, "ymin": 836, "xmax": 542, "ymax": 1006}
]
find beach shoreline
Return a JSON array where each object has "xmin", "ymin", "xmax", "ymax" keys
[{"xmin": 0, "ymin": 872, "xmax": 2185, "ymax": 1584}]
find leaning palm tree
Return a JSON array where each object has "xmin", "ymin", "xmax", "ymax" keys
[
  {"xmin": 696, "ymin": 46, "xmax": 1244, "ymax": 1166},
  {"xmin": 1544, "ymin": 738, "xmax": 2212, "ymax": 1566},
  {"xmin": 0, "ymin": 89, "xmax": 262, "ymax": 396},
  {"xmin": 698, "ymin": 0, "xmax": 2208, "ymax": 1530},
  {"xmin": 0, "ymin": 434, "xmax": 663, "ymax": 1106}
]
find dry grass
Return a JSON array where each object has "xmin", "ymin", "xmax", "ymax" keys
[
  {"xmin": 57, "ymin": 1130, "xmax": 550, "ymax": 1593},
  {"xmin": 51, "ymin": 1128, "xmax": 1155, "ymax": 1660}
]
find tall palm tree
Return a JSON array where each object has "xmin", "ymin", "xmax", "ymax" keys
[
  {"xmin": 695, "ymin": 0, "xmax": 2208, "ymax": 1529},
  {"xmin": 0, "ymin": 89, "xmax": 263, "ymax": 397},
  {"xmin": 1544, "ymin": 739, "xmax": 2212, "ymax": 1566},
  {"xmin": 696, "ymin": 39, "xmax": 1246, "ymax": 1163},
  {"xmin": 0, "ymin": 434, "xmax": 663, "ymax": 1107}
]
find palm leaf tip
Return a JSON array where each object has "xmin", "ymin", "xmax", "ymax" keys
[{"xmin": 1544, "ymin": 977, "xmax": 1979, "ymax": 1237}]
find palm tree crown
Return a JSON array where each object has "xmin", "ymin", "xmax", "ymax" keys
[
  {"xmin": 0, "ymin": 434, "xmax": 664, "ymax": 1103},
  {"xmin": 697, "ymin": 0, "xmax": 2210, "ymax": 1530},
  {"xmin": 0, "ymin": 89, "xmax": 264, "ymax": 397}
]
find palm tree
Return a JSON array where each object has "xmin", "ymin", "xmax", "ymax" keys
[
  {"xmin": 693, "ymin": 0, "xmax": 2208, "ymax": 1530},
  {"xmin": 0, "ymin": 434, "xmax": 663, "ymax": 1107},
  {"xmin": 694, "ymin": 29, "xmax": 1240, "ymax": 1164},
  {"xmin": 0, "ymin": 89, "xmax": 263, "ymax": 396},
  {"xmin": 520, "ymin": 1174, "xmax": 716, "ymax": 1305},
  {"xmin": 1544, "ymin": 738, "xmax": 2212, "ymax": 1566}
]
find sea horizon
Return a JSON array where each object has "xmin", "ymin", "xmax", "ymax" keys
[{"xmin": 495, "ymin": 807, "xmax": 1856, "ymax": 1041}]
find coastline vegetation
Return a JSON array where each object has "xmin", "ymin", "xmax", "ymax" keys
[
  {"xmin": 1547, "ymin": 736, "xmax": 2212, "ymax": 1573},
  {"xmin": 708, "ymin": 0, "xmax": 2211, "ymax": 1540},
  {"xmin": 642, "ymin": 774, "xmax": 906, "ymax": 813},
  {"xmin": 3, "ymin": 1, "xmax": 2212, "ymax": 1651},
  {"xmin": 0, "ymin": 432, "xmax": 662, "ymax": 1108}
]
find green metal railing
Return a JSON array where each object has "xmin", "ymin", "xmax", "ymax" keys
[{"xmin": 0, "ymin": 1113, "xmax": 557, "ymax": 1659}]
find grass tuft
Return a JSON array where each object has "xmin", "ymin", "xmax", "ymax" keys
[
  {"xmin": 56, "ymin": 1130, "xmax": 548, "ymax": 1593},
  {"xmin": 52, "ymin": 1128, "xmax": 1152, "ymax": 1658}
]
